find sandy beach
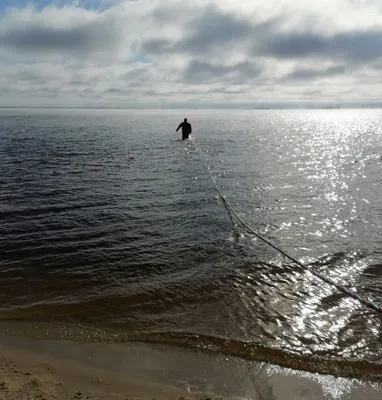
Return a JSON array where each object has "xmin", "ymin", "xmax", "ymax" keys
[
  {"xmin": 0, "ymin": 331, "xmax": 203, "ymax": 400},
  {"xmin": 0, "ymin": 341, "xmax": 172, "ymax": 400},
  {"xmin": 0, "ymin": 327, "xmax": 381, "ymax": 400}
]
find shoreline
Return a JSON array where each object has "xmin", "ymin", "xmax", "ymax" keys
[
  {"xmin": 0, "ymin": 319, "xmax": 381, "ymax": 383},
  {"xmin": 0, "ymin": 329, "xmax": 380, "ymax": 400}
]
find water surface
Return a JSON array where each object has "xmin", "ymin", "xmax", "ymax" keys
[{"xmin": 0, "ymin": 108, "xmax": 381, "ymax": 379}]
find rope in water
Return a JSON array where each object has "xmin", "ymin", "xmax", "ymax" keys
[{"xmin": 192, "ymin": 142, "xmax": 382, "ymax": 314}]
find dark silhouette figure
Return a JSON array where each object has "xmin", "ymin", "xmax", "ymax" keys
[{"xmin": 176, "ymin": 118, "xmax": 192, "ymax": 140}]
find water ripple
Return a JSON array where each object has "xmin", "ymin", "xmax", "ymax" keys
[{"xmin": 0, "ymin": 108, "xmax": 381, "ymax": 378}]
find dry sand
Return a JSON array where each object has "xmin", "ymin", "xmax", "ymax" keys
[{"xmin": 0, "ymin": 328, "xmax": 380, "ymax": 400}]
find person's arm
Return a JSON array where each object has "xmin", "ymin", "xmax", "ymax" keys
[
  {"xmin": 176, "ymin": 123, "xmax": 182, "ymax": 132},
  {"xmin": 190, "ymin": 124, "xmax": 192, "ymax": 133}
]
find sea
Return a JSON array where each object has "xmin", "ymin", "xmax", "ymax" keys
[{"xmin": 0, "ymin": 108, "xmax": 381, "ymax": 381}]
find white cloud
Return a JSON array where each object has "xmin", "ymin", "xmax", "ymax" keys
[{"xmin": 1, "ymin": 0, "xmax": 382, "ymax": 107}]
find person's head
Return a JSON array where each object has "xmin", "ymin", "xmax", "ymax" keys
[{"xmin": 184, "ymin": 118, "xmax": 187, "ymax": 122}]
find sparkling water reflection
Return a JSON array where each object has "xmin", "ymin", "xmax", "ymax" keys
[{"xmin": 0, "ymin": 108, "xmax": 381, "ymax": 378}]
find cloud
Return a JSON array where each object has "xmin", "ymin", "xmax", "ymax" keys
[
  {"xmin": 0, "ymin": 5, "xmax": 123, "ymax": 57},
  {"xmin": 0, "ymin": 23, "xmax": 118, "ymax": 54},
  {"xmin": 141, "ymin": 5, "xmax": 278, "ymax": 59},
  {"xmin": 173, "ymin": 5, "xmax": 254, "ymax": 55},
  {"xmin": 182, "ymin": 60, "xmax": 262, "ymax": 84},
  {"xmin": 259, "ymin": 30, "xmax": 382, "ymax": 62},
  {"xmin": 1, "ymin": 0, "xmax": 382, "ymax": 107},
  {"xmin": 283, "ymin": 65, "xmax": 347, "ymax": 81}
]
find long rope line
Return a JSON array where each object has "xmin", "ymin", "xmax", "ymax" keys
[{"xmin": 193, "ymin": 142, "xmax": 382, "ymax": 314}]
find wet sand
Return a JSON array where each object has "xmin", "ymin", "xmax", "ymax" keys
[
  {"xmin": 0, "ymin": 330, "xmax": 380, "ymax": 400},
  {"xmin": 0, "ymin": 331, "xmax": 197, "ymax": 400}
]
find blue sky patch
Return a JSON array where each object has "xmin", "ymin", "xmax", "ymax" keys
[{"xmin": 0, "ymin": 1, "xmax": 113, "ymax": 15}]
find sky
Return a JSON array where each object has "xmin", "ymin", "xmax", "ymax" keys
[{"xmin": 1, "ymin": 0, "xmax": 382, "ymax": 108}]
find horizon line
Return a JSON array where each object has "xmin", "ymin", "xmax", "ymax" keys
[{"xmin": 2, "ymin": 105, "xmax": 382, "ymax": 110}]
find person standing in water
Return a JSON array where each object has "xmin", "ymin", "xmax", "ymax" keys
[{"xmin": 176, "ymin": 118, "xmax": 192, "ymax": 140}]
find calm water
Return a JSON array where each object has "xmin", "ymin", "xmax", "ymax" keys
[{"xmin": 0, "ymin": 108, "xmax": 381, "ymax": 378}]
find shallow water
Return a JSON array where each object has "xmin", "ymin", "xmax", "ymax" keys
[{"xmin": 0, "ymin": 108, "xmax": 381, "ymax": 378}]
